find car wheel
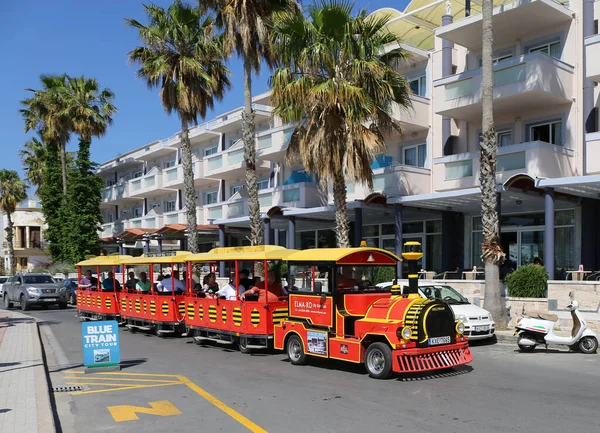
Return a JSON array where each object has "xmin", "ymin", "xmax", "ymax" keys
[
  {"xmin": 286, "ymin": 334, "xmax": 307, "ymax": 365},
  {"xmin": 579, "ymin": 336, "xmax": 598, "ymax": 354},
  {"xmin": 4, "ymin": 294, "xmax": 13, "ymax": 309},
  {"xmin": 20, "ymin": 294, "xmax": 30, "ymax": 311},
  {"xmin": 365, "ymin": 342, "xmax": 393, "ymax": 379}
]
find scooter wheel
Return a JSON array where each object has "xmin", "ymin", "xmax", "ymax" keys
[
  {"xmin": 579, "ymin": 336, "xmax": 598, "ymax": 354},
  {"xmin": 517, "ymin": 334, "xmax": 536, "ymax": 352}
]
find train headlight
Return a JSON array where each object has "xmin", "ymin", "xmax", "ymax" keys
[
  {"xmin": 401, "ymin": 326, "xmax": 412, "ymax": 340},
  {"xmin": 456, "ymin": 322, "xmax": 465, "ymax": 335}
]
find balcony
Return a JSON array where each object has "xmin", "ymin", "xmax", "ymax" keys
[
  {"xmin": 585, "ymin": 132, "xmax": 600, "ymax": 175},
  {"xmin": 585, "ymin": 35, "xmax": 600, "ymax": 82},
  {"xmin": 203, "ymin": 144, "xmax": 271, "ymax": 179},
  {"xmin": 432, "ymin": 141, "xmax": 575, "ymax": 192},
  {"xmin": 256, "ymin": 126, "xmax": 295, "ymax": 159},
  {"xmin": 100, "ymin": 221, "xmax": 125, "ymax": 238},
  {"xmin": 101, "ymin": 182, "xmax": 130, "ymax": 205},
  {"xmin": 2, "ymin": 241, "xmax": 48, "ymax": 252},
  {"xmin": 127, "ymin": 168, "xmax": 170, "ymax": 197},
  {"xmin": 433, "ymin": 53, "xmax": 574, "ymax": 121},
  {"xmin": 436, "ymin": 0, "xmax": 572, "ymax": 52},
  {"xmin": 346, "ymin": 164, "xmax": 431, "ymax": 201},
  {"xmin": 391, "ymin": 96, "xmax": 430, "ymax": 133}
]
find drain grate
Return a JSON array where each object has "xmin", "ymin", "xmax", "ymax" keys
[{"xmin": 52, "ymin": 386, "xmax": 83, "ymax": 393}]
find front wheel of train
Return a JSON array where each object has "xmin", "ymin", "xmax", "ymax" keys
[
  {"xmin": 365, "ymin": 342, "xmax": 393, "ymax": 379},
  {"xmin": 287, "ymin": 335, "xmax": 307, "ymax": 365}
]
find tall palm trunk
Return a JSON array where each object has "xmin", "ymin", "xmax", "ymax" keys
[
  {"xmin": 242, "ymin": 56, "xmax": 263, "ymax": 246},
  {"xmin": 332, "ymin": 172, "xmax": 350, "ymax": 248},
  {"xmin": 181, "ymin": 121, "xmax": 199, "ymax": 253},
  {"xmin": 480, "ymin": 0, "xmax": 506, "ymax": 329},
  {"xmin": 59, "ymin": 141, "xmax": 68, "ymax": 196},
  {"xmin": 6, "ymin": 212, "xmax": 16, "ymax": 275}
]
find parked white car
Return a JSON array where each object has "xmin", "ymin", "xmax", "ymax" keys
[
  {"xmin": 0, "ymin": 276, "xmax": 8, "ymax": 297},
  {"xmin": 378, "ymin": 282, "xmax": 496, "ymax": 341}
]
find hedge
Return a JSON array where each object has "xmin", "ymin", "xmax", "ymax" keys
[{"xmin": 505, "ymin": 264, "xmax": 548, "ymax": 298}]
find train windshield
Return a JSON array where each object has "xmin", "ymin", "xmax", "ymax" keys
[{"xmin": 337, "ymin": 265, "xmax": 397, "ymax": 290}]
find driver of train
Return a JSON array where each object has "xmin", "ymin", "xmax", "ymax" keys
[{"xmin": 337, "ymin": 266, "xmax": 358, "ymax": 288}]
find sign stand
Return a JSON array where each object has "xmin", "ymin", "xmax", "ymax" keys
[{"xmin": 82, "ymin": 320, "xmax": 121, "ymax": 373}]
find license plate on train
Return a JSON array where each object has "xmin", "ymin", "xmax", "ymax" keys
[{"xmin": 429, "ymin": 336, "xmax": 451, "ymax": 345}]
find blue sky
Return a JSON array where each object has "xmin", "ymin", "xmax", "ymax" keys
[{"xmin": 0, "ymin": 0, "xmax": 410, "ymax": 177}]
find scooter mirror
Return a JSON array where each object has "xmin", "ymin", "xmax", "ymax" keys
[{"xmin": 568, "ymin": 291, "xmax": 574, "ymax": 300}]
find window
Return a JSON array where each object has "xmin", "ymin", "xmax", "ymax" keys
[
  {"xmin": 230, "ymin": 185, "xmax": 244, "ymax": 196},
  {"xmin": 205, "ymin": 191, "xmax": 218, "ymax": 205},
  {"xmin": 107, "ymin": 213, "xmax": 114, "ymax": 223},
  {"xmin": 530, "ymin": 120, "xmax": 562, "ymax": 146},
  {"xmin": 409, "ymin": 75, "xmax": 427, "ymax": 97},
  {"xmin": 133, "ymin": 207, "xmax": 143, "ymax": 218},
  {"xmin": 528, "ymin": 40, "xmax": 560, "ymax": 59},
  {"xmin": 106, "ymin": 179, "xmax": 116, "ymax": 187},
  {"xmin": 204, "ymin": 145, "xmax": 218, "ymax": 156},
  {"xmin": 403, "ymin": 144, "xmax": 427, "ymax": 167},
  {"xmin": 132, "ymin": 171, "xmax": 143, "ymax": 179},
  {"xmin": 479, "ymin": 129, "xmax": 513, "ymax": 147},
  {"xmin": 480, "ymin": 54, "xmax": 512, "ymax": 67},
  {"xmin": 164, "ymin": 200, "xmax": 176, "ymax": 213},
  {"xmin": 164, "ymin": 160, "xmax": 176, "ymax": 168},
  {"xmin": 257, "ymin": 179, "xmax": 269, "ymax": 190}
]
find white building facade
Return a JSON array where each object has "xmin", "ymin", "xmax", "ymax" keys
[{"xmin": 97, "ymin": 0, "xmax": 600, "ymax": 280}]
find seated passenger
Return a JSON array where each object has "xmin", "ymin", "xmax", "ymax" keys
[
  {"xmin": 337, "ymin": 266, "xmax": 358, "ymax": 288},
  {"xmin": 101, "ymin": 271, "xmax": 122, "ymax": 292},
  {"xmin": 254, "ymin": 272, "xmax": 284, "ymax": 297},
  {"xmin": 78, "ymin": 270, "xmax": 98, "ymax": 290},
  {"xmin": 216, "ymin": 281, "xmax": 239, "ymax": 300},
  {"xmin": 202, "ymin": 273, "xmax": 219, "ymax": 296},
  {"xmin": 125, "ymin": 271, "xmax": 139, "ymax": 291},
  {"xmin": 158, "ymin": 270, "xmax": 186, "ymax": 294},
  {"xmin": 241, "ymin": 273, "xmax": 281, "ymax": 302},
  {"xmin": 136, "ymin": 272, "xmax": 151, "ymax": 293},
  {"xmin": 238, "ymin": 269, "xmax": 254, "ymax": 293},
  {"xmin": 282, "ymin": 275, "xmax": 299, "ymax": 295}
]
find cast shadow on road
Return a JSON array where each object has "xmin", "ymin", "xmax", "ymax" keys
[
  {"xmin": 0, "ymin": 362, "xmax": 44, "ymax": 374},
  {"xmin": 0, "ymin": 317, "xmax": 35, "ymax": 327},
  {"xmin": 280, "ymin": 356, "xmax": 474, "ymax": 381}
]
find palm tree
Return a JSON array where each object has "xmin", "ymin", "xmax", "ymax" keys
[
  {"xmin": 63, "ymin": 75, "xmax": 117, "ymax": 144},
  {"xmin": 20, "ymin": 136, "xmax": 48, "ymax": 192},
  {"xmin": 0, "ymin": 170, "xmax": 28, "ymax": 275},
  {"xmin": 204, "ymin": 0, "xmax": 300, "ymax": 246},
  {"xmin": 480, "ymin": 0, "xmax": 506, "ymax": 329},
  {"xmin": 126, "ymin": 1, "xmax": 230, "ymax": 254},
  {"xmin": 270, "ymin": 1, "xmax": 411, "ymax": 247},
  {"xmin": 21, "ymin": 74, "xmax": 71, "ymax": 196}
]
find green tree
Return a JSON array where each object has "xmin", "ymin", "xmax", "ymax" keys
[
  {"xmin": 63, "ymin": 138, "xmax": 104, "ymax": 262},
  {"xmin": 480, "ymin": 0, "xmax": 506, "ymax": 328},
  {"xmin": 204, "ymin": 0, "xmax": 300, "ymax": 246},
  {"xmin": 126, "ymin": 1, "xmax": 230, "ymax": 253},
  {"xmin": 0, "ymin": 170, "xmax": 28, "ymax": 274},
  {"xmin": 270, "ymin": 0, "xmax": 411, "ymax": 247},
  {"xmin": 20, "ymin": 136, "xmax": 48, "ymax": 192},
  {"xmin": 21, "ymin": 74, "xmax": 71, "ymax": 197}
]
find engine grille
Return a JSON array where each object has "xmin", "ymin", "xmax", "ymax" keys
[{"xmin": 396, "ymin": 347, "xmax": 472, "ymax": 372}]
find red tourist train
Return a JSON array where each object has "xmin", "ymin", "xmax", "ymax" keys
[{"xmin": 76, "ymin": 244, "xmax": 472, "ymax": 379}]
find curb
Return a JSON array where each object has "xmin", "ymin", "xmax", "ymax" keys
[
  {"xmin": 494, "ymin": 331, "xmax": 517, "ymax": 344},
  {"xmin": 5, "ymin": 310, "xmax": 57, "ymax": 433}
]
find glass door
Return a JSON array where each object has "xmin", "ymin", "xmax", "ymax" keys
[{"xmin": 520, "ymin": 230, "xmax": 544, "ymax": 266}]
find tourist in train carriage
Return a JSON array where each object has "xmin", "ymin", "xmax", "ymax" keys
[
  {"xmin": 158, "ymin": 270, "xmax": 186, "ymax": 295},
  {"xmin": 240, "ymin": 272, "xmax": 282, "ymax": 302},
  {"xmin": 78, "ymin": 270, "xmax": 98, "ymax": 290},
  {"xmin": 136, "ymin": 272, "xmax": 151, "ymax": 293},
  {"xmin": 202, "ymin": 272, "xmax": 219, "ymax": 297},
  {"xmin": 216, "ymin": 273, "xmax": 242, "ymax": 300},
  {"xmin": 238, "ymin": 269, "xmax": 254, "ymax": 294},
  {"xmin": 254, "ymin": 271, "xmax": 284, "ymax": 296},
  {"xmin": 336, "ymin": 266, "xmax": 358, "ymax": 289},
  {"xmin": 101, "ymin": 271, "xmax": 122, "ymax": 292},
  {"xmin": 125, "ymin": 271, "xmax": 139, "ymax": 291}
]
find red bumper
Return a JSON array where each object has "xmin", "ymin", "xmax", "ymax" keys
[{"xmin": 392, "ymin": 342, "xmax": 472, "ymax": 373}]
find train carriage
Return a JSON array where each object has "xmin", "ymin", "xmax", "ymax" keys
[
  {"xmin": 184, "ymin": 246, "xmax": 297, "ymax": 352},
  {"xmin": 120, "ymin": 252, "xmax": 191, "ymax": 337},
  {"xmin": 274, "ymin": 244, "xmax": 473, "ymax": 379},
  {"xmin": 75, "ymin": 255, "xmax": 132, "ymax": 321}
]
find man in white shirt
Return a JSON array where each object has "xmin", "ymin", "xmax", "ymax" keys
[
  {"xmin": 216, "ymin": 282, "xmax": 238, "ymax": 300},
  {"xmin": 157, "ymin": 271, "xmax": 186, "ymax": 294}
]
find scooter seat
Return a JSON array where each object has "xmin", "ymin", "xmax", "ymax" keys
[{"xmin": 524, "ymin": 311, "xmax": 558, "ymax": 321}]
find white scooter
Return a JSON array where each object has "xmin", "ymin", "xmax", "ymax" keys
[{"xmin": 514, "ymin": 292, "xmax": 598, "ymax": 354}]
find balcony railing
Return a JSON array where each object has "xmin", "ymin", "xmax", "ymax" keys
[{"xmin": 3, "ymin": 241, "xmax": 47, "ymax": 250}]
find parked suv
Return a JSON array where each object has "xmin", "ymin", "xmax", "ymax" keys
[{"xmin": 3, "ymin": 273, "xmax": 68, "ymax": 311}]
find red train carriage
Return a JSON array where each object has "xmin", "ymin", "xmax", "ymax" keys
[
  {"xmin": 184, "ymin": 246, "xmax": 297, "ymax": 353},
  {"xmin": 120, "ymin": 252, "xmax": 190, "ymax": 337},
  {"xmin": 274, "ymin": 246, "xmax": 472, "ymax": 379},
  {"xmin": 75, "ymin": 255, "xmax": 132, "ymax": 321}
]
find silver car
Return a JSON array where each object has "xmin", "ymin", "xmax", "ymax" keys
[
  {"xmin": 0, "ymin": 276, "xmax": 8, "ymax": 297},
  {"xmin": 3, "ymin": 273, "xmax": 68, "ymax": 311}
]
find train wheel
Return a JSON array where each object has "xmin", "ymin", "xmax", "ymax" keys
[
  {"xmin": 286, "ymin": 335, "xmax": 306, "ymax": 365},
  {"xmin": 238, "ymin": 337, "xmax": 252, "ymax": 354},
  {"xmin": 365, "ymin": 342, "xmax": 392, "ymax": 379}
]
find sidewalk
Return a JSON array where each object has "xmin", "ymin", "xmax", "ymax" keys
[{"xmin": 0, "ymin": 310, "xmax": 56, "ymax": 433}]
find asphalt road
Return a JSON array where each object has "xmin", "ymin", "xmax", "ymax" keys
[{"xmin": 17, "ymin": 305, "xmax": 600, "ymax": 433}]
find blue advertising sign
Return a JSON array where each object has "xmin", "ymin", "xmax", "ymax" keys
[{"xmin": 81, "ymin": 320, "xmax": 121, "ymax": 367}]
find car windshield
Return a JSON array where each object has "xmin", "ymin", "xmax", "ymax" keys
[
  {"xmin": 0, "ymin": 277, "xmax": 8, "ymax": 283},
  {"xmin": 420, "ymin": 285, "xmax": 469, "ymax": 304},
  {"xmin": 23, "ymin": 275, "xmax": 55, "ymax": 285}
]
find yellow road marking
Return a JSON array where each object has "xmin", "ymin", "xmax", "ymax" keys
[
  {"xmin": 107, "ymin": 400, "xmax": 181, "ymax": 422},
  {"xmin": 69, "ymin": 382, "xmax": 181, "ymax": 395},
  {"xmin": 64, "ymin": 376, "xmax": 180, "ymax": 383},
  {"xmin": 69, "ymin": 371, "xmax": 177, "ymax": 377},
  {"xmin": 177, "ymin": 375, "xmax": 268, "ymax": 433}
]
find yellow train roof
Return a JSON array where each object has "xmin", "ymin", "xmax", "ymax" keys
[
  {"xmin": 77, "ymin": 255, "xmax": 133, "ymax": 267},
  {"xmin": 286, "ymin": 247, "xmax": 401, "ymax": 263},
  {"xmin": 121, "ymin": 251, "xmax": 192, "ymax": 265},
  {"xmin": 187, "ymin": 245, "xmax": 298, "ymax": 262}
]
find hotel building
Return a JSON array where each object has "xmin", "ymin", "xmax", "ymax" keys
[{"xmin": 98, "ymin": 0, "xmax": 600, "ymax": 280}]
